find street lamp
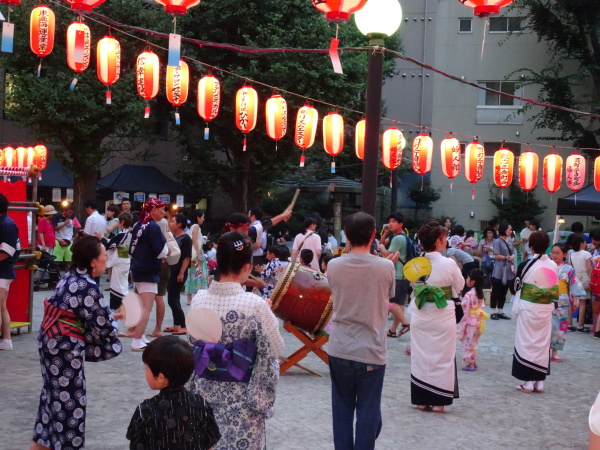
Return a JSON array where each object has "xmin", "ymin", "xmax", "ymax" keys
[{"xmin": 355, "ymin": 0, "xmax": 402, "ymax": 217}]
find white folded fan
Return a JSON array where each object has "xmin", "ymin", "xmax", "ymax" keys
[
  {"xmin": 186, "ymin": 308, "xmax": 222, "ymax": 343},
  {"xmin": 122, "ymin": 292, "xmax": 143, "ymax": 328}
]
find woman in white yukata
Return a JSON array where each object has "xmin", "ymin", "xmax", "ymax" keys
[
  {"xmin": 188, "ymin": 231, "xmax": 284, "ymax": 450},
  {"xmin": 410, "ymin": 221, "xmax": 465, "ymax": 413},
  {"xmin": 512, "ymin": 230, "xmax": 557, "ymax": 393}
]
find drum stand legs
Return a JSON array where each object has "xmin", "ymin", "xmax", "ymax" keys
[{"xmin": 279, "ymin": 321, "xmax": 329, "ymax": 375}]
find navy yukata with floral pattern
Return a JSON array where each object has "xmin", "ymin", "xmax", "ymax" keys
[{"xmin": 32, "ymin": 268, "xmax": 122, "ymax": 450}]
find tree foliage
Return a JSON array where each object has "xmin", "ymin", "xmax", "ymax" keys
[
  {"xmin": 489, "ymin": 181, "xmax": 546, "ymax": 224},
  {"xmin": 509, "ymin": 0, "xmax": 600, "ymax": 150},
  {"xmin": 406, "ymin": 180, "xmax": 441, "ymax": 221}
]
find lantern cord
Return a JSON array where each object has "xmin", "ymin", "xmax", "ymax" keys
[
  {"xmin": 472, "ymin": 188, "xmax": 475, "ymax": 201},
  {"xmin": 173, "ymin": 17, "xmax": 177, "ymax": 35},
  {"xmin": 7, "ymin": 6, "xmax": 10, "ymax": 24},
  {"xmin": 335, "ymin": 23, "xmax": 339, "ymax": 40}
]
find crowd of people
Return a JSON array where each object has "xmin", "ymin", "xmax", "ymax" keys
[{"xmin": 3, "ymin": 195, "xmax": 600, "ymax": 448}]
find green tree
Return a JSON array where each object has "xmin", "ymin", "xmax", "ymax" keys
[
  {"xmin": 509, "ymin": 0, "xmax": 599, "ymax": 150},
  {"xmin": 489, "ymin": 181, "xmax": 546, "ymax": 224},
  {"xmin": 173, "ymin": 0, "xmax": 401, "ymax": 211},
  {"xmin": 0, "ymin": 0, "xmax": 172, "ymax": 218},
  {"xmin": 406, "ymin": 180, "xmax": 441, "ymax": 222}
]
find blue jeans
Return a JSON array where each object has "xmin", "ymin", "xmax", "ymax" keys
[{"xmin": 329, "ymin": 356, "xmax": 386, "ymax": 450}]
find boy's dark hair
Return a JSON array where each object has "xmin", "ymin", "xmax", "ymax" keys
[
  {"xmin": 225, "ymin": 213, "xmax": 251, "ymax": 232},
  {"xmin": 83, "ymin": 199, "xmax": 97, "ymax": 210},
  {"xmin": 466, "ymin": 229, "xmax": 475, "ymax": 238},
  {"xmin": 522, "ymin": 213, "xmax": 534, "ymax": 223},
  {"xmin": 266, "ymin": 245, "xmax": 281, "ymax": 259},
  {"xmin": 344, "ymin": 212, "xmax": 375, "ymax": 247},
  {"xmin": 590, "ymin": 228, "xmax": 600, "ymax": 242},
  {"xmin": 217, "ymin": 231, "xmax": 252, "ymax": 275},
  {"xmin": 387, "ymin": 212, "xmax": 404, "ymax": 224},
  {"xmin": 530, "ymin": 219, "xmax": 540, "ymax": 229},
  {"xmin": 300, "ymin": 249, "xmax": 314, "ymax": 265},
  {"xmin": 529, "ymin": 230, "xmax": 550, "ymax": 255},
  {"xmin": 450, "ymin": 225, "xmax": 465, "ymax": 237},
  {"xmin": 142, "ymin": 336, "xmax": 194, "ymax": 387},
  {"xmin": 173, "ymin": 213, "xmax": 187, "ymax": 229},
  {"xmin": 278, "ymin": 244, "xmax": 291, "ymax": 261},
  {"xmin": 120, "ymin": 197, "xmax": 130, "ymax": 203},
  {"xmin": 0, "ymin": 193, "xmax": 8, "ymax": 214},
  {"xmin": 571, "ymin": 221, "xmax": 584, "ymax": 233},
  {"xmin": 249, "ymin": 207, "xmax": 263, "ymax": 220},
  {"xmin": 118, "ymin": 211, "xmax": 133, "ymax": 228}
]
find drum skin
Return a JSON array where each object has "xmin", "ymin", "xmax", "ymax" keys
[{"xmin": 271, "ymin": 263, "xmax": 333, "ymax": 334}]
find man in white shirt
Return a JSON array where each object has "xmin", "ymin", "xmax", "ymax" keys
[
  {"xmin": 83, "ymin": 199, "xmax": 107, "ymax": 238},
  {"xmin": 519, "ymin": 214, "xmax": 534, "ymax": 261}
]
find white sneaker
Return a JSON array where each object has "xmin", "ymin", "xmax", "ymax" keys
[
  {"xmin": 142, "ymin": 335, "xmax": 150, "ymax": 345},
  {"xmin": 131, "ymin": 339, "xmax": 147, "ymax": 353},
  {"xmin": 0, "ymin": 339, "xmax": 13, "ymax": 351}
]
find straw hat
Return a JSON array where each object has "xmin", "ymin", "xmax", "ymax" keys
[{"xmin": 44, "ymin": 205, "xmax": 57, "ymax": 215}]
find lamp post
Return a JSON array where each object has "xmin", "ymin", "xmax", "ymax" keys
[{"xmin": 355, "ymin": 0, "xmax": 402, "ymax": 217}]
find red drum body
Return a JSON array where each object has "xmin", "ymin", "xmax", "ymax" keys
[{"xmin": 271, "ymin": 263, "xmax": 333, "ymax": 334}]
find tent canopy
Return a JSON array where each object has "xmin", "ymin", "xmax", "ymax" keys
[
  {"xmin": 556, "ymin": 184, "xmax": 600, "ymax": 216},
  {"xmin": 97, "ymin": 164, "xmax": 189, "ymax": 195},
  {"xmin": 37, "ymin": 160, "xmax": 74, "ymax": 188}
]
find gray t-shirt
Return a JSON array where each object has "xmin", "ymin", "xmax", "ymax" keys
[{"xmin": 327, "ymin": 253, "xmax": 395, "ymax": 365}]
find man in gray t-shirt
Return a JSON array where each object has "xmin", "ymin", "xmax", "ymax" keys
[{"xmin": 327, "ymin": 212, "xmax": 396, "ymax": 449}]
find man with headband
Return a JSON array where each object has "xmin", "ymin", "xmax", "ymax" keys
[{"xmin": 129, "ymin": 198, "xmax": 168, "ymax": 352}]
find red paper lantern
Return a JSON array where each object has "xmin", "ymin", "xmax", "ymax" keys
[
  {"xmin": 355, "ymin": 118, "xmax": 365, "ymax": 160},
  {"xmin": 457, "ymin": 0, "xmax": 514, "ymax": 17},
  {"xmin": 3, "ymin": 147, "xmax": 14, "ymax": 168},
  {"xmin": 34, "ymin": 145, "xmax": 48, "ymax": 171},
  {"xmin": 97, "ymin": 36, "xmax": 120, "ymax": 104},
  {"xmin": 323, "ymin": 112, "xmax": 344, "ymax": 172},
  {"xmin": 412, "ymin": 132, "xmax": 433, "ymax": 175},
  {"xmin": 382, "ymin": 128, "xmax": 405, "ymax": 170},
  {"xmin": 440, "ymin": 135, "xmax": 461, "ymax": 179},
  {"xmin": 265, "ymin": 95, "xmax": 288, "ymax": 142},
  {"xmin": 66, "ymin": 22, "xmax": 91, "ymax": 74},
  {"xmin": 295, "ymin": 105, "xmax": 318, "ymax": 167},
  {"xmin": 465, "ymin": 141, "xmax": 485, "ymax": 183},
  {"xmin": 311, "ymin": 0, "xmax": 366, "ymax": 22},
  {"xmin": 30, "ymin": 5, "xmax": 55, "ymax": 58},
  {"xmin": 543, "ymin": 153, "xmax": 562, "ymax": 193},
  {"xmin": 493, "ymin": 148, "xmax": 514, "ymax": 188},
  {"xmin": 0, "ymin": 0, "xmax": 20, "ymax": 5},
  {"xmin": 166, "ymin": 60, "xmax": 189, "ymax": 106},
  {"xmin": 154, "ymin": 0, "xmax": 201, "ymax": 15},
  {"xmin": 236, "ymin": 86, "xmax": 258, "ymax": 151},
  {"xmin": 15, "ymin": 147, "xmax": 26, "ymax": 168},
  {"xmin": 518, "ymin": 149, "xmax": 539, "ymax": 191},
  {"xmin": 26, "ymin": 146, "xmax": 36, "ymax": 167},
  {"xmin": 566, "ymin": 153, "xmax": 586, "ymax": 191},
  {"xmin": 595, "ymin": 157, "xmax": 600, "ymax": 191},
  {"xmin": 63, "ymin": 0, "xmax": 106, "ymax": 13},
  {"xmin": 197, "ymin": 75, "xmax": 220, "ymax": 122},
  {"xmin": 136, "ymin": 50, "xmax": 160, "ymax": 118}
]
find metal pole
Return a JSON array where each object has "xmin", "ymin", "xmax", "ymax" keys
[{"xmin": 361, "ymin": 39, "xmax": 385, "ymax": 218}]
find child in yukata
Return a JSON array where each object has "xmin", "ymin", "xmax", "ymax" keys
[
  {"xmin": 458, "ymin": 269, "xmax": 489, "ymax": 371},
  {"xmin": 127, "ymin": 336, "xmax": 220, "ymax": 450},
  {"xmin": 256, "ymin": 245, "xmax": 285, "ymax": 300}
]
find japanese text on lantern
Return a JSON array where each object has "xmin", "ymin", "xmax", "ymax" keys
[
  {"xmin": 172, "ymin": 67, "xmax": 182, "ymax": 104},
  {"xmin": 296, "ymin": 110, "xmax": 307, "ymax": 145},
  {"xmin": 499, "ymin": 152, "xmax": 510, "ymax": 186},
  {"xmin": 413, "ymin": 140, "xmax": 421, "ymax": 171},
  {"xmin": 38, "ymin": 10, "xmax": 49, "ymax": 54},
  {"xmin": 281, "ymin": 101, "xmax": 288, "ymax": 134},
  {"xmin": 137, "ymin": 55, "xmax": 146, "ymax": 96},
  {"xmin": 476, "ymin": 148, "xmax": 484, "ymax": 180},
  {"xmin": 239, "ymin": 91, "xmax": 249, "ymax": 130},
  {"xmin": 568, "ymin": 157, "xmax": 581, "ymax": 187},
  {"xmin": 451, "ymin": 144, "xmax": 460, "ymax": 173},
  {"xmin": 211, "ymin": 82, "xmax": 219, "ymax": 118}
]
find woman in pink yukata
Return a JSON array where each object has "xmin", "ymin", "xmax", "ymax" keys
[{"xmin": 457, "ymin": 269, "xmax": 489, "ymax": 371}]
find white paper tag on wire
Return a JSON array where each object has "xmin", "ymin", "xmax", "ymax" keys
[
  {"xmin": 168, "ymin": 33, "xmax": 181, "ymax": 67},
  {"xmin": 329, "ymin": 37, "xmax": 343, "ymax": 74},
  {"xmin": 1, "ymin": 22, "xmax": 14, "ymax": 53}
]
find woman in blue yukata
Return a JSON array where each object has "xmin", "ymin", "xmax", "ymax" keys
[
  {"xmin": 31, "ymin": 236, "xmax": 122, "ymax": 450},
  {"xmin": 188, "ymin": 231, "xmax": 284, "ymax": 450}
]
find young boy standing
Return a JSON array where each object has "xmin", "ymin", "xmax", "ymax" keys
[{"xmin": 127, "ymin": 336, "xmax": 220, "ymax": 449}]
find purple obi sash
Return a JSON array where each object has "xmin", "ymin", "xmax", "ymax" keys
[{"xmin": 193, "ymin": 339, "xmax": 257, "ymax": 383}]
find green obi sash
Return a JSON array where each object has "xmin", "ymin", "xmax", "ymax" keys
[
  {"xmin": 414, "ymin": 285, "xmax": 452, "ymax": 310},
  {"xmin": 520, "ymin": 283, "xmax": 558, "ymax": 304}
]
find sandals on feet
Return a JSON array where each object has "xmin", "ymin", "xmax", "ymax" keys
[
  {"xmin": 516, "ymin": 385, "xmax": 533, "ymax": 393},
  {"xmin": 551, "ymin": 355, "xmax": 563, "ymax": 362},
  {"xmin": 387, "ymin": 329, "xmax": 398, "ymax": 338},
  {"xmin": 398, "ymin": 324, "xmax": 410, "ymax": 336},
  {"xmin": 416, "ymin": 405, "xmax": 430, "ymax": 412},
  {"xmin": 147, "ymin": 332, "xmax": 162, "ymax": 338},
  {"xmin": 163, "ymin": 327, "xmax": 177, "ymax": 333},
  {"xmin": 172, "ymin": 329, "xmax": 187, "ymax": 335},
  {"xmin": 431, "ymin": 406, "xmax": 445, "ymax": 413}
]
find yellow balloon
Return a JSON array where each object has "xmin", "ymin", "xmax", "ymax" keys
[{"xmin": 403, "ymin": 256, "xmax": 432, "ymax": 282}]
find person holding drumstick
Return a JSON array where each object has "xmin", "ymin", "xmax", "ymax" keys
[{"xmin": 188, "ymin": 231, "xmax": 284, "ymax": 449}]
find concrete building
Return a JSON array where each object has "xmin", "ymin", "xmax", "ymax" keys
[{"xmin": 384, "ymin": 0, "xmax": 591, "ymax": 232}]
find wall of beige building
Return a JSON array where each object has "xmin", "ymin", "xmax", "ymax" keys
[{"xmin": 382, "ymin": 0, "xmax": 591, "ymax": 232}]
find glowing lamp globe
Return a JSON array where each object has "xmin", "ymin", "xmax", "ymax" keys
[
  {"xmin": 0, "ymin": 0, "xmax": 20, "ymax": 5},
  {"xmin": 166, "ymin": 60, "xmax": 189, "ymax": 107},
  {"xmin": 543, "ymin": 153, "xmax": 562, "ymax": 193},
  {"xmin": 457, "ymin": 0, "xmax": 514, "ymax": 17},
  {"xmin": 566, "ymin": 153, "xmax": 586, "ymax": 191},
  {"xmin": 382, "ymin": 128, "xmax": 404, "ymax": 170},
  {"xmin": 265, "ymin": 95, "xmax": 288, "ymax": 141},
  {"xmin": 465, "ymin": 141, "xmax": 485, "ymax": 184},
  {"xmin": 311, "ymin": 0, "xmax": 366, "ymax": 22},
  {"xmin": 66, "ymin": 22, "xmax": 91, "ymax": 73},
  {"xmin": 97, "ymin": 36, "xmax": 120, "ymax": 104},
  {"xmin": 440, "ymin": 135, "xmax": 461, "ymax": 179},
  {"xmin": 30, "ymin": 6, "xmax": 55, "ymax": 58},
  {"xmin": 63, "ymin": 0, "xmax": 106, "ymax": 14},
  {"xmin": 154, "ymin": 0, "xmax": 201, "ymax": 15},
  {"xmin": 493, "ymin": 148, "xmax": 514, "ymax": 188},
  {"xmin": 355, "ymin": 0, "xmax": 402, "ymax": 38},
  {"xmin": 236, "ymin": 85, "xmax": 258, "ymax": 151},
  {"xmin": 412, "ymin": 132, "xmax": 433, "ymax": 175},
  {"xmin": 355, "ymin": 119, "xmax": 365, "ymax": 160},
  {"xmin": 295, "ymin": 105, "xmax": 318, "ymax": 167},
  {"xmin": 594, "ymin": 157, "xmax": 600, "ymax": 191},
  {"xmin": 323, "ymin": 112, "xmax": 344, "ymax": 157},
  {"xmin": 197, "ymin": 75, "xmax": 220, "ymax": 122}
]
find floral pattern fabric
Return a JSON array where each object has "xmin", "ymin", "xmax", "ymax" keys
[
  {"xmin": 32, "ymin": 268, "xmax": 122, "ymax": 450},
  {"xmin": 185, "ymin": 253, "xmax": 208, "ymax": 294},
  {"xmin": 552, "ymin": 263, "xmax": 584, "ymax": 351},
  {"xmin": 260, "ymin": 259, "xmax": 286, "ymax": 299},
  {"xmin": 457, "ymin": 288, "xmax": 486, "ymax": 364},
  {"xmin": 188, "ymin": 282, "xmax": 284, "ymax": 450}
]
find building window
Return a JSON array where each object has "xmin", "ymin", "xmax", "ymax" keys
[
  {"xmin": 483, "ymin": 141, "xmax": 522, "ymax": 157},
  {"xmin": 489, "ymin": 17, "xmax": 525, "ymax": 33},
  {"xmin": 476, "ymin": 81, "xmax": 523, "ymax": 124},
  {"xmin": 458, "ymin": 18, "xmax": 472, "ymax": 33}
]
